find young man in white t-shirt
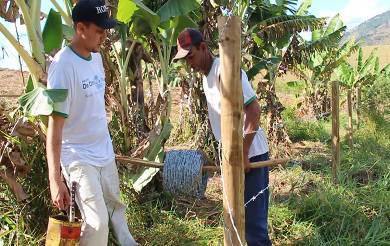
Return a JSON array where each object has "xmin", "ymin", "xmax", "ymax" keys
[
  {"xmin": 173, "ymin": 28, "xmax": 272, "ymax": 246},
  {"xmin": 46, "ymin": 1, "xmax": 137, "ymax": 245}
]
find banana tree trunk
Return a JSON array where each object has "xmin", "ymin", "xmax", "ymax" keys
[
  {"xmin": 356, "ymin": 87, "xmax": 361, "ymax": 129},
  {"xmin": 129, "ymin": 43, "xmax": 151, "ymax": 132},
  {"xmin": 347, "ymin": 89, "xmax": 353, "ymax": 147},
  {"xmin": 314, "ymin": 87, "xmax": 331, "ymax": 118},
  {"xmin": 257, "ymin": 72, "xmax": 291, "ymax": 150},
  {"xmin": 267, "ymin": 85, "xmax": 290, "ymax": 144},
  {"xmin": 301, "ymin": 77, "xmax": 323, "ymax": 118},
  {"xmin": 302, "ymin": 85, "xmax": 330, "ymax": 120}
]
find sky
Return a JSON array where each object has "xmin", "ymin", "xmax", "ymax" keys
[
  {"xmin": 1, "ymin": 0, "xmax": 390, "ymax": 69},
  {"xmin": 0, "ymin": 1, "xmax": 64, "ymax": 70},
  {"xmin": 302, "ymin": 0, "xmax": 390, "ymax": 28}
]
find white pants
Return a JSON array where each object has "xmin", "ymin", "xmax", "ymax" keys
[{"xmin": 62, "ymin": 161, "xmax": 137, "ymax": 246}]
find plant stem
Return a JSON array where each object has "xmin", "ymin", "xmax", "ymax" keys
[
  {"xmin": 347, "ymin": 89, "xmax": 353, "ymax": 147},
  {"xmin": 118, "ymin": 41, "xmax": 136, "ymax": 152},
  {"xmin": 15, "ymin": 0, "xmax": 46, "ymax": 74},
  {"xmin": 0, "ymin": 22, "xmax": 43, "ymax": 85}
]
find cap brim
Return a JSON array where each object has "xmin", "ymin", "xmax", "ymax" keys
[
  {"xmin": 96, "ymin": 18, "xmax": 117, "ymax": 29},
  {"xmin": 173, "ymin": 48, "xmax": 190, "ymax": 61}
]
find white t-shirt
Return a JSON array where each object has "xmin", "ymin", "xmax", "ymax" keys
[
  {"xmin": 203, "ymin": 58, "xmax": 269, "ymax": 158},
  {"xmin": 47, "ymin": 46, "xmax": 114, "ymax": 167}
]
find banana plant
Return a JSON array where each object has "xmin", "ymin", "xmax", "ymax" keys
[
  {"xmin": 114, "ymin": 0, "xmax": 200, "ymax": 189},
  {"xmin": 335, "ymin": 63, "xmax": 357, "ymax": 147},
  {"xmin": 116, "ymin": 0, "xmax": 199, "ymax": 136},
  {"xmin": 292, "ymin": 14, "xmax": 359, "ymax": 118},
  {"xmin": 222, "ymin": 0, "xmax": 327, "ymax": 146},
  {"xmin": 117, "ymin": 0, "xmax": 199, "ymax": 120},
  {"xmin": 0, "ymin": 0, "xmax": 73, "ymax": 123},
  {"xmin": 0, "ymin": 0, "xmax": 71, "ymax": 201},
  {"xmin": 0, "ymin": 1, "xmax": 44, "ymax": 86},
  {"xmin": 335, "ymin": 48, "xmax": 381, "ymax": 146}
]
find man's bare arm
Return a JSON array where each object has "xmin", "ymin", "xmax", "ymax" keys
[
  {"xmin": 243, "ymin": 99, "xmax": 261, "ymax": 172},
  {"xmin": 46, "ymin": 115, "xmax": 70, "ymax": 210}
]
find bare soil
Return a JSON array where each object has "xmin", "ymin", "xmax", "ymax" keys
[{"xmin": 0, "ymin": 68, "xmax": 27, "ymax": 107}]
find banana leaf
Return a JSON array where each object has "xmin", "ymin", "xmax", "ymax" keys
[
  {"xmin": 130, "ymin": 120, "xmax": 173, "ymax": 192},
  {"xmin": 157, "ymin": 0, "xmax": 200, "ymax": 23},
  {"xmin": 117, "ymin": 0, "xmax": 156, "ymax": 24},
  {"xmin": 296, "ymin": 0, "xmax": 312, "ymax": 15},
  {"xmin": 247, "ymin": 57, "xmax": 280, "ymax": 80},
  {"xmin": 25, "ymin": 76, "xmax": 34, "ymax": 93},
  {"xmin": 324, "ymin": 14, "xmax": 343, "ymax": 37},
  {"xmin": 42, "ymin": 9, "xmax": 63, "ymax": 54},
  {"xmin": 18, "ymin": 88, "xmax": 68, "ymax": 116},
  {"xmin": 287, "ymin": 80, "xmax": 304, "ymax": 88},
  {"xmin": 159, "ymin": 15, "xmax": 197, "ymax": 45}
]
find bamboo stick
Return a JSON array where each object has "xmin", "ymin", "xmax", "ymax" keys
[
  {"xmin": 115, "ymin": 156, "xmax": 289, "ymax": 172},
  {"xmin": 0, "ymin": 94, "xmax": 22, "ymax": 98},
  {"xmin": 203, "ymin": 158, "xmax": 289, "ymax": 171},
  {"xmin": 116, "ymin": 156, "xmax": 164, "ymax": 168}
]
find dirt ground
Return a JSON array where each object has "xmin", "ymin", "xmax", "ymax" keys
[{"xmin": 0, "ymin": 68, "xmax": 27, "ymax": 107}]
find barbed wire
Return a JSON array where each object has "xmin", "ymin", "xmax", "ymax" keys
[{"xmin": 244, "ymin": 185, "xmax": 269, "ymax": 207}]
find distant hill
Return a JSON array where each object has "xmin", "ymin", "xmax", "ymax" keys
[
  {"xmin": 347, "ymin": 45, "xmax": 390, "ymax": 68},
  {"xmin": 343, "ymin": 10, "xmax": 390, "ymax": 46}
]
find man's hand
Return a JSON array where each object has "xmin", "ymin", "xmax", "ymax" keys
[
  {"xmin": 50, "ymin": 179, "xmax": 70, "ymax": 210},
  {"xmin": 244, "ymin": 156, "xmax": 251, "ymax": 173}
]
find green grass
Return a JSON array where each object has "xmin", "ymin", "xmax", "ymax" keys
[
  {"xmin": 282, "ymin": 107, "xmax": 330, "ymax": 143},
  {"xmin": 269, "ymin": 108, "xmax": 390, "ymax": 245},
  {"xmin": 118, "ymin": 174, "xmax": 224, "ymax": 245}
]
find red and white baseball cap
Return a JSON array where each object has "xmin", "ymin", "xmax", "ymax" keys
[{"xmin": 173, "ymin": 28, "xmax": 204, "ymax": 60}]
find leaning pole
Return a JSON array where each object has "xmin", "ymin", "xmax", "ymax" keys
[{"xmin": 218, "ymin": 16, "xmax": 246, "ymax": 245}]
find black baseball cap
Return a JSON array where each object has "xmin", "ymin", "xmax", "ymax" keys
[
  {"xmin": 72, "ymin": 0, "xmax": 117, "ymax": 29},
  {"xmin": 173, "ymin": 28, "xmax": 204, "ymax": 60}
]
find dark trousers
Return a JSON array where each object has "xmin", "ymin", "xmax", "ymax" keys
[{"xmin": 245, "ymin": 152, "xmax": 272, "ymax": 246}]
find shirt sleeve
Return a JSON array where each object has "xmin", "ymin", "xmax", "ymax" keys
[
  {"xmin": 241, "ymin": 70, "xmax": 257, "ymax": 106},
  {"xmin": 47, "ymin": 60, "xmax": 72, "ymax": 118}
]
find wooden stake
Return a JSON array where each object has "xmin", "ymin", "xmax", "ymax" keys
[
  {"xmin": 332, "ymin": 81, "xmax": 340, "ymax": 183},
  {"xmin": 218, "ymin": 16, "xmax": 245, "ymax": 245},
  {"xmin": 347, "ymin": 89, "xmax": 353, "ymax": 147}
]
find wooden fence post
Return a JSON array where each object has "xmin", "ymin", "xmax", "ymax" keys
[
  {"xmin": 218, "ymin": 16, "xmax": 246, "ymax": 245},
  {"xmin": 332, "ymin": 81, "xmax": 340, "ymax": 183}
]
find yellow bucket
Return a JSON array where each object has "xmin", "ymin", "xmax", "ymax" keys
[{"xmin": 45, "ymin": 215, "xmax": 82, "ymax": 246}]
